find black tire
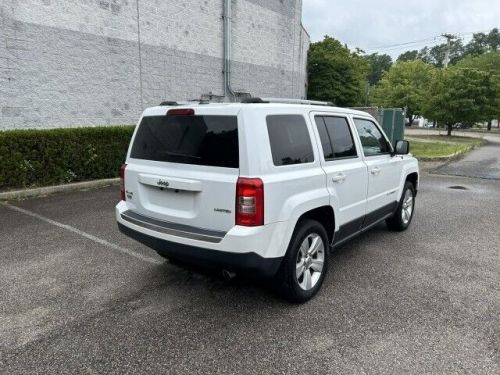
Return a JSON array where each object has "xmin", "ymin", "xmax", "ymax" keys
[
  {"xmin": 274, "ymin": 219, "xmax": 329, "ymax": 303},
  {"xmin": 386, "ymin": 181, "xmax": 416, "ymax": 231}
]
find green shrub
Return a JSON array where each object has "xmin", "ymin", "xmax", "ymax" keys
[{"xmin": 0, "ymin": 126, "xmax": 135, "ymax": 190}]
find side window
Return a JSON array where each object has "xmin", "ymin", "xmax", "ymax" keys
[
  {"xmin": 353, "ymin": 118, "xmax": 391, "ymax": 156},
  {"xmin": 314, "ymin": 116, "xmax": 334, "ymax": 160},
  {"xmin": 267, "ymin": 115, "xmax": 314, "ymax": 166},
  {"xmin": 314, "ymin": 116, "xmax": 357, "ymax": 161},
  {"xmin": 324, "ymin": 117, "xmax": 357, "ymax": 159}
]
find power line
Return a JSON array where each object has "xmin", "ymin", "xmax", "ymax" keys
[
  {"xmin": 363, "ymin": 28, "xmax": 493, "ymax": 53},
  {"xmin": 366, "ymin": 39, "xmax": 444, "ymax": 53},
  {"xmin": 365, "ymin": 36, "xmax": 442, "ymax": 51},
  {"xmin": 364, "ymin": 38, "xmax": 444, "ymax": 53}
]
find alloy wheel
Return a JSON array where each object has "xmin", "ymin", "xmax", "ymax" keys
[
  {"xmin": 295, "ymin": 233, "xmax": 325, "ymax": 291},
  {"xmin": 401, "ymin": 189, "xmax": 414, "ymax": 225}
]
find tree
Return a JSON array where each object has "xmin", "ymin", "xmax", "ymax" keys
[
  {"xmin": 397, "ymin": 50, "xmax": 418, "ymax": 62},
  {"xmin": 465, "ymin": 32, "xmax": 490, "ymax": 56},
  {"xmin": 456, "ymin": 52, "xmax": 500, "ymax": 130},
  {"xmin": 464, "ymin": 28, "xmax": 500, "ymax": 56},
  {"xmin": 307, "ymin": 36, "xmax": 370, "ymax": 106},
  {"xmin": 394, "ymin": 28, "xmax": 500, "ymax": 68},
  {"xmin": 418, "ymin": 39, "xmax": 464, "ymax": 67},
  {"xmin": 416, "ymin": 47, "xmax": 433, "ymax": 64},
  {"xmin": 364, "ymin": 53, "xmax": 393, "ymax": 86},
  {"xmin": 486, "ymin": 28, "xmax": 500, "ymax": 51},
  {"xmin": 423, "ymin": 67, "xmax": 497, "ymax": 135},
  {"xmin": 371, "ymin": 60, "xmax": 434, "ymax": 125}
]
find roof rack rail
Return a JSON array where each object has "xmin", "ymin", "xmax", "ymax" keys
[
  {"xmin": 160, "ymin": 96, "xmax": 226, "ymax": 106},
  {"xmin": 240, "ymin": 97, "xmax": 268, "ymax": 103},
  {"xmin": 160, "ymin": 100, "xmax": 206, "ymax": 106},
  {"xmin": 241, "ymin": 97, "xmax": 333, "ymax": 106}
]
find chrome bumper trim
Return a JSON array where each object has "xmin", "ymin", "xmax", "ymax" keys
[{"xmin": 120, "ymin": 210, "xmax": 226, "ymax": 243}]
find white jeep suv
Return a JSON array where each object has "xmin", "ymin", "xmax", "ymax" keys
[{"xmin": 116, "ymin": 99, "xmax": 418, "ymax": 302}]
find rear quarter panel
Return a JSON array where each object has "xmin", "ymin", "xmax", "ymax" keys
[
  {"xmin": 239, "ymin": 106, "xmax": 330, "ymax": 223},
  {"xmin": 239, "ymin": 107, "xmax": 330, "ymax": 258}
]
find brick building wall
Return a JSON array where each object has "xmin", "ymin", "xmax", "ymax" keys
[{"xmin": 0, "ymin": 0, "xmax": 310, "ymax": 129}]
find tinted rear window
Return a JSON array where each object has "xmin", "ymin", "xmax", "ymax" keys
[
  {"xmin": 266, "ymin": 115, "xmax": 314, "ymax": 166},
  {"xmin": 130, "ymin": 115, "xmax": 239, "ymax": 168}
]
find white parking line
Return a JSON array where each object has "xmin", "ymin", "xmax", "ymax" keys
[{"xmin": 4, "ymin": 203, "xmax": 163, "ymax": 265}]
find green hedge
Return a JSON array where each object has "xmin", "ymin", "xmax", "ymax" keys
[{"xmin": 0, "ymin": 126, "xmax": 135, "ymax": 190}]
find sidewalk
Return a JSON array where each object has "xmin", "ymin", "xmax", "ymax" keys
[{"xmin": 406, "ymin": 128, "xmax": 500, "ymax": 141}]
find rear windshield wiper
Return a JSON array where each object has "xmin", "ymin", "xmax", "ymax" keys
[{"xmin": 161, "ymin": 151, "xmax": 201, "ymax": 159}]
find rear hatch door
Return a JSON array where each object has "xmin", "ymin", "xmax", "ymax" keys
[{"xmin": 124, "ymin": 106, "xmax": 240, "ymax": 233}]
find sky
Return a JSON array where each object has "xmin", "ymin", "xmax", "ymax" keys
[{"xmin": 302, "ymin": 0, "xmax": 500, "ymax": 59}]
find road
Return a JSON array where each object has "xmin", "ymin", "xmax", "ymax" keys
[
  {"xmin": 1, "ymin": 175, "xmax": 499, "ymax": 373},
  {"xmin": 435, "ymin": 136, "xmax": 500, "ymax": 180},
  {"xmin": 407, "ymin": 128, "xmax": 500, "ymax": 180}
]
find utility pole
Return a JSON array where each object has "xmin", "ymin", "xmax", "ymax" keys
[
  {"xmin": 442, "ymin": 33, "xmax": 456, "ymax": 68},
  {"xmin": 365, "ymin": 82, "xmax": 370, "ymax": 107}
]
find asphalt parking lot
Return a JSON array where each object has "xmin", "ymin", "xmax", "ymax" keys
[
  {"xmin": 1, "ymin": 173, "xmax": 499, "ymax": 374},
  {"xmin": 436, "ymin": 135, "xmax": 500, "ymax": 179}
]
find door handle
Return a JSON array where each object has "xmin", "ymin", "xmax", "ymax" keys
[
  {"xmin": 371, "ymin": 167, "xmax": 381, "ymax": 175},
  {"xmin": 332, "ymin": 173, "xmax": 346, "ymax": 183}
]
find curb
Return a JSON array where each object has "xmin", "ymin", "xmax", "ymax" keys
[
  {"xmin": 0, "ymin": 178, "xmax": 119, "ymax": 201},
  {"xmin": 417, "ymin": 148, "xmax": 470, "ymax": 161}
]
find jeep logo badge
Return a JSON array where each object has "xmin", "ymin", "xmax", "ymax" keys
[{"xmin": 157, "ymin": 180, "xmax": 170, "ymax": 187}]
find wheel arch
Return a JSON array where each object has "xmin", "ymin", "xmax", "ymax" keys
[
  {"xmin": 405, "ymin": 172, "xmax": 419, "ymax": 193},
  {"xmin": 397, "ymin": 161, "xmax": 419, "ymax": 200},
  {"xmin": 295, "ymin": 205, "xmax": 336, "ymax": 246}
]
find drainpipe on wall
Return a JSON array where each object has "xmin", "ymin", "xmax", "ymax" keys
[
  {"xmin": 136, "ymin": 0, "xmax": 144, "ymax": 110},
  {"xmin": 203, "ymin": 0, "xmax": 250, "ymax": 101},
  {"xmin": 222, "ymin": 0, "xmax": 250, "ymax": 100},
  {"xmin": 223, "ymin": 0, "xmax": 235, "ymax": 98}
]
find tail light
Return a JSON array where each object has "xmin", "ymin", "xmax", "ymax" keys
[
  {"xmin": 236, "ymin": 178, "xmax": 264, "ymax": 226},
  {"xmin": 120, "ymin": 163, "xmax": 127, "ymax": 201}
]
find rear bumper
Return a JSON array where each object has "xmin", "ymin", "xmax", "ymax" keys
[
  {"xmin": 118, "ymin": 222, "xmax": 282, "ymax": 277},
  {"xmin": 116, "ymin": 201, "xmax": 290, "ymax": 259}
]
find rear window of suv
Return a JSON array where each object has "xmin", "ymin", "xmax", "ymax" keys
[{"xmin": 130, "ymin": 115, "xmax": 239, "ymax": 168}]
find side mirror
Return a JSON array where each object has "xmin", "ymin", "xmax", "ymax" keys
[{"xmin": 394, "ymin": 140, "xmax": 410, "ymax": 155}]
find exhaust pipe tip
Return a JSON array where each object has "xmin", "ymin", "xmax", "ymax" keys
[{"xmin": 221, "ymin": 269, "xmax": 237, "ymax": 280}]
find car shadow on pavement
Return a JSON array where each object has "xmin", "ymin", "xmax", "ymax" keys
[
  {"xmin": 144, "ymin": 256, "xmax": 284, "ymax": 305},
  {"xmin": 148, "ymin": 221, "xmax": 392, "ymax": 305}
]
